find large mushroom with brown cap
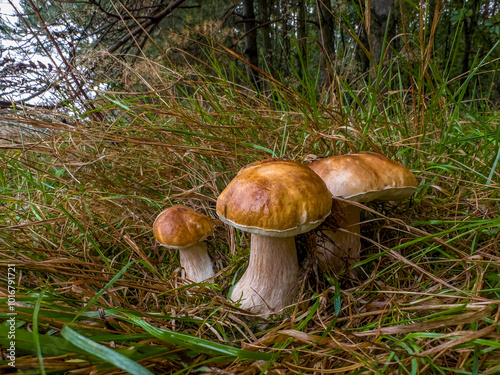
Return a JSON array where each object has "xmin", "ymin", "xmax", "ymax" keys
[
  {"xmin": 217, "ymin": 159, "xmax": 332, "ymax": 316},
  {"xmin": 153, "ymin": 205, "xmax": 215, "ymax": 283},
  {"xmin": 308, "ymin": 152, "xmax": 418, "ymax": 273}
]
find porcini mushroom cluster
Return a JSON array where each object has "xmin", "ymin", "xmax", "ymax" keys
[{"xmin": 151, "ymin": 153, "xmax": 417, "ymax": 318}]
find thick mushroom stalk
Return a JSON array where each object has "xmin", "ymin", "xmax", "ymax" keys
[
  {"xmin": 153, "ymin": 205, "xmax": 215, "ymax": 283},
  {"xmin": 317, "ymin": 201, "xmax": 361, "ymax": 272},
  {"xmin": 230, "ymin": 235, "xmax": 298, "ymax": 315},
  {"xmin": 178, "ymin": 242, "xmax": 214, "ymax": 283},
  {"xmin": 217, "ymin": 159, "xmax": 332, "ymax": 317}
]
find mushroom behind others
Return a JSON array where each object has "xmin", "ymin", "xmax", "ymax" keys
[
  {"xmin": 217, "ymin": 159, "xmax": 332, "ymax": 316},
  {"xmin": 309, "ymin": 152, "xmax": 418, "ymax": 273},
  {"xmin": 153, "ymin": 205, "xmax": 215, "ymax": 283}
]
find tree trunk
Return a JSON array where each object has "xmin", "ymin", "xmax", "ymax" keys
[
  {"xmin": 297, "ymin": 0, "xmax": 308, "ymax": 79},
  {"xmin": 317, "ymin": 0, "xmax": 336, "ymax": 88},
  {"xmin": 461, "ymin": 0, "xmax": 480, "ymax": 97},
  {"xmin": 280, "ymin": 0, "xmax": 291, "ymax": 77},
  {"xmin": 368, "ymin": 0, "xmax": 395, "ymax": 69},
  {"xmin": 243, "ymin": 0, "xmax": 259, "ymax": 88},
  {"xmin": 258, "ymin": 0, "xmax": 273, "ymax": 70}
]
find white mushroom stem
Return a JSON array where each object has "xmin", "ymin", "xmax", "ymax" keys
[
  {"xmin": 230, "ymin": 235, "xmax": 298, "ymax": 316},
  {"xmin": 317, "ymin": 201, "xmax": 361, "ymax": 273},
  {"xmin": 178, "ymin": 242, "xmax": 214, "ymax": 283}
]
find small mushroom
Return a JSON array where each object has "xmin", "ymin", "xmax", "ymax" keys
[
  {"xmin": 217, "ymin": 159, "xmax": 332, "ymax": 316},
  {"xmin": 308, "ymin": 152, "xmax": 418, "ymax": 273},
  {"xmin": 153, "ymin": 205, "xmax": 215, "ymax": 282}
]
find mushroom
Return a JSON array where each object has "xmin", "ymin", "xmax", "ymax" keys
[
  {"xmin": 308, "ymin": 152, "xmax": 418, "ymax": 273},
  {"xmin": 216, "ymin": 159, "xmax": 332, "ymax": 316},
  {"xmin": 153, "ymin": 205, "xmax": 215, "ymax": 283}
]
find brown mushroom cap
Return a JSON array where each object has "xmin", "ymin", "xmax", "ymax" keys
[
  {"xmin": 216, "ymin": 159, "xmax": 333, "ymax": 237},
  {"xmin": 153, "ymin": 205, "xmax": 214, "ymax": 249},
  {"xmin": 308, "ymin": 153, "xmax": 418, "ymax": 202}
]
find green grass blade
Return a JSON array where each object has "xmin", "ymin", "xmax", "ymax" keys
[
  {"xmin": 33, "ymin": 291, "xmax": 46, "ymax": 375},
  {"xmin": 61, "ymin": 326, "xmax": 154, "ymax": 375},
  {"xmin": 0, "ymin": 324, "xmax": 88, "ymax": 357},
  {"xmin": 123, "ymin": 313, "xmax": 272, "ymax": 361}
]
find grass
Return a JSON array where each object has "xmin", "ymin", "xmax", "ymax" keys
[{"xmin": 1, "ymin": 23, "xmax": 500, "ymax": 375}]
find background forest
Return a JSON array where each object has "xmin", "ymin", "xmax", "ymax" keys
[
  {"xmin": 0, "ymin": 0, "xmax": 500, "ymax": 374},
  {"xmin": 2, "ymin": 0, "xmax": 499, "ymax": 106}
]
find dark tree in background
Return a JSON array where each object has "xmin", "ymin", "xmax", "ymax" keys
[
  {"xmin": 367, "ymin": 0, "xmax": 395, "ymax": 72},
  {"xmin": 317, "ymin": 0, "xmax": 336, "ymax": 88},
  {"xmin": 0, "ymin": 0, "xmax": 498, "ymax": 106},
  {"xmin": 257, "ymin": 0, "xmax": 273, "ymax": 71},
  {"xmin": 243, "ymin": 0, "xmax": 260, "ymax": 86}
]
